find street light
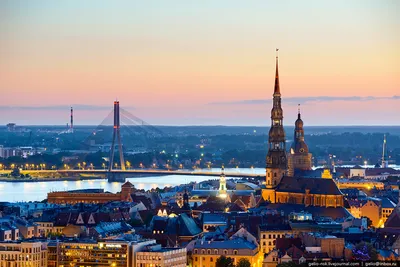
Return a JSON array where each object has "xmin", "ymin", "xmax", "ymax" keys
[
  {"xmin": 126, "ymin": 161, "xmax": 131, "ymax": 169},
  {"xmin": 102, "ymin": 163, "xmax": 106, "ymax": 170}
]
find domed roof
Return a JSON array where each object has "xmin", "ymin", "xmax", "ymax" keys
[
  {"xmin": 291, "ymin": 140, "xmax": 309, "ymax": 154},
  {"xmin": 295, "ymin": 117, "xmax": 303, "ymax": 129}
]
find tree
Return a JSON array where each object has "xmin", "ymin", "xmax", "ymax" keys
[
  {"xmin": 237, "ymin": 258, "xmax": 251, "ymax": 267},
  {"xmin": 216, "ymin": 256, "xmax": 235, "ymax": 267},
  {"xmin": 352, "ymin": 242, "xmax": 378, "ymax": 261}
]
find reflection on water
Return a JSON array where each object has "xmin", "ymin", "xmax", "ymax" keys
[{"xmin": 0, "ymin": 173, "xmax": 219, "ymax": 202}]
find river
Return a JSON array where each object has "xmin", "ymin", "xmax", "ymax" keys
[
  {"xmin": 0, "ymin": 166, "xmax": 398, "ymax": 202},
  {"xmin": 0, "ymin": 168, "xmax": 265, "ymax": 202}
]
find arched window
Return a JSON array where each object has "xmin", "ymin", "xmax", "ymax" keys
[
  {"xmin": 214, "ymin": 249, "xmax": 218, "ymax": 254},
  {"xmin": 224, "ymin": 250, "xmax": 228, "ymax": 255},
  {"xmin": 201, "ymin": 249, "xmax": 205, "ymax": 254},
  {"xmin": 233, "ymin": 250, "xmax": 238, "ymax": 255},
  {"xmin": 194, "ymin": 249, "xmax": 198, "ymax": 254},
  {"xmin": 207, "ymin": 249, "xmax": 211, "ymax": 254}
]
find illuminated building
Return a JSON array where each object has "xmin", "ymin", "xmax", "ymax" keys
[
  {"xmin": 47, "ymin": 181, "xmax": 134, "ymax": 204},
  {"xmin": 192, "ymin": 237, "xmax": 263, "ymax": 267},
  {"xmin": 136, "ymin": 244, "xmax": 186, "ymax": 267},
  {"xmin": 287, "ymin": 105, "xmax": 312, "ymax": 177},
  {"xmin": 58, "ymin": 240, "xmax": 131, "ymax": 267},
  {"xmin": 259, "ymin": 224, "xmax": 293, "ymax": 254},
  {"xmin": 0, "ymin": 241, "xmax": 48, "ymax": 267},
  {"xmin": 347, "ymin": 197, "xmax": 396, "ymax": 228}
]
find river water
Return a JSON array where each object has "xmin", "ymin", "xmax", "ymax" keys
[
  {"xmin": 0, "ymin": 165, "xmax": 398, "ymax": 202},
  {"xmin": 0, "ymin": 168, "xmax": 265, "ymax": 202}
]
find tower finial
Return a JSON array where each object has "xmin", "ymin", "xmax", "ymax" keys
[
  {"xmin": 274, "ymin": 49, "xmax": 280, "ymax": 95},
  {"xmin": 298, "ymin": 104, "xmax": 301, "ymax": 119}
]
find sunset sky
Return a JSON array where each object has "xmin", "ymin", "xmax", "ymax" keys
[{"xmin": 0, "ymin": 1, "xmax": 399, "ymax": 126}]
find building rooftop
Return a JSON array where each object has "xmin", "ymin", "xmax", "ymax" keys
[{"xmin": 276, "ymin": 176, "xmax": 342, "ymax": 196}]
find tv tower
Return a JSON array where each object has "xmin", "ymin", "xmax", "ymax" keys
[
  {"xmin": 382, "ymin": 134, "xmax": 388, "ymax": 168},
  {"xmin": 109, "ymin": 101, "xmax": 126, "ymax": 171},
  {"xmin": 70, "ymin": 107, "xmax": 74, "ymax": 133}
]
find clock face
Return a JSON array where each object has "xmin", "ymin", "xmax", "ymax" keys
[
  {"xmin": 299, "ymin": 148, "xmax": 305, "ymax": 153},
  {"xmin": 281, "ymin": 156, "xmax": 286, "ymax": 163}
]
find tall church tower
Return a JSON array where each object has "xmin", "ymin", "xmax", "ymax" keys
[
  {"xmin": 264, "ymin": 50, "xmax": 287, "ymax": 200},
  {"xmin": 287, "ymin": 105, "xmax": 312, "ymax": 176},
  {"xmin": 218, "ymin": 165, "xmax": 227, "ymax": 198}
]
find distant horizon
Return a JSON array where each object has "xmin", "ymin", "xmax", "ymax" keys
[
  {"xmin": 1, "ymin": 1, "xmax": 399, "ymax": 125},
  {"xmin": 3, "ymin": 124, "xmax": 400, "ymax": 127}
]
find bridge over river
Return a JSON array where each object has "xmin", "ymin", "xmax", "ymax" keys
[{"xmin": 0, "ymin": 169, "xmax": 263, "ymax": 182}]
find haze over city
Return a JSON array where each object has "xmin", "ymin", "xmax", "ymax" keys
[{"xmin": 1, "ymin": 0, "xmax": 399, "ymax": 126}]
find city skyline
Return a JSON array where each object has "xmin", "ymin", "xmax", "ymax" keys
[{"xmin": 1, "ymin": 1, "xmax": 399, "ymax": 126}]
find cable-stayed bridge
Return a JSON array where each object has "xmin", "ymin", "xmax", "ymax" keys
[{"xmin": 5, "ymin": 101, "xmax": 262, "ymax": 182}]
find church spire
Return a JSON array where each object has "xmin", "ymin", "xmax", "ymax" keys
[{"xmin": 274, "ymin": 49, "xmax": 280, "ymax": 96}]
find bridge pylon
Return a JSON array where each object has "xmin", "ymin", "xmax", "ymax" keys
[{"xmin": 108, "ymin": 100, "xmax": 126, "ymax": 182}]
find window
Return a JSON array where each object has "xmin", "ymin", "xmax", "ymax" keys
[
  {"xmin": 210, "ymin": 257, "xmax": 214, "ymax": 262},
  {"xmin": 194, "ymin": 249, "xmax": 198, "ymax": 254},
  {"xmin": 201, "ymin": 249, "xmax": 205, "ymax": 254},
  {"xmin": 269, "ymin": 234, "xmax": 271, "ymax": 239},
  {"xmin": 224, "ymin": 250, "xmax": 228, "ymax": 255},
  {"xmin": 214, "ymin": 249, "xmax": 218, "ymax": 254},
  {"xmin": 207, "ymin": 249, "xmax": 211, "ymax": 254},
  {"xmin": 262, "ymin": 234, "xmax": 266, "ymax": 239},
  {"xmin": 233, "ymin": 250, "xmax": 238, "ymax": 255},
  {"xmin": 195, "ymin": 257, "xmax": 198, "ymax": 262}
]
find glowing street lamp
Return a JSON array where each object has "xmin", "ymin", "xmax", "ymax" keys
[
  {"xmin": 139, "ymin": 163, "xmax": 143, "ymax": 168},
  {"xmin": 126, "ymin": 161, "xmax": 131, "ymax": 169},
  {"xmin": 102, "ymin": 163, "xmax": 106, "ymax": 170}
]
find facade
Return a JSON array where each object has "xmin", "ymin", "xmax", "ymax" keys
[
  {"xmin": 192, "ymin": 238, "xmax": 263, "ymax": 267},
  {"xmin": 47, "ymin": 182, "xmax": 134, "ymax": 204},
  {"xmin": 135, "ymin": 244, "xmax": 186, "ymax": 267},
  {"xmin": 287, "ymin": 106, "xmax": 312, "ymax": 177},
  {"xmin": 347, "ymin": 198, "xmax": 396, "ymax": 228},
  {"xmin": 259, "ymin": 224, "xmax": 293, "ymax": 254},
  {"xmin": 0, "ymin": 241, "xmax": 48, "ymax": 267},
  {"xmin": 320, "ymin": 237, "xmax": 345, "ymax": 259},
  {"xmin": 58, "ymin": 240, "xmax": 131, "ymax": 267}
]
